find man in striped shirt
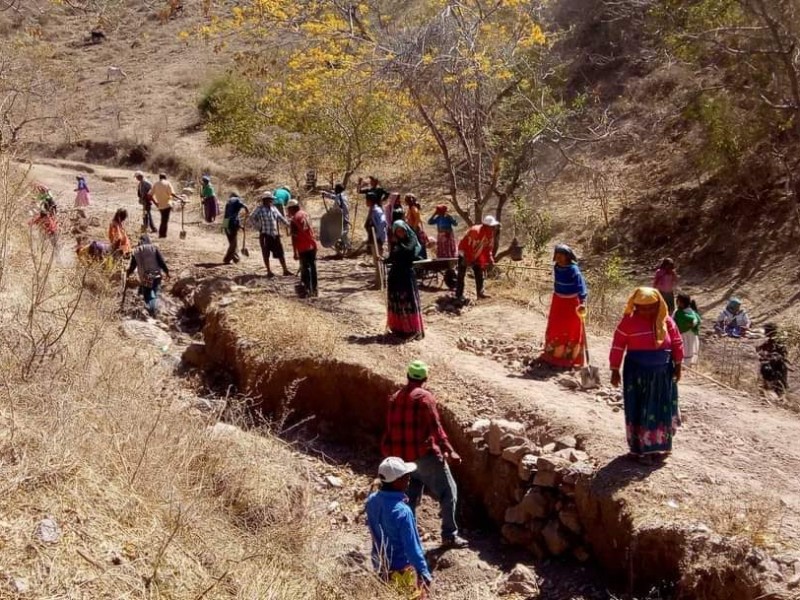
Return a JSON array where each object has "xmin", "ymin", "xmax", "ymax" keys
[{"xmin": 249, "ymin": 192, "xmax": 292, "ymax": 278}]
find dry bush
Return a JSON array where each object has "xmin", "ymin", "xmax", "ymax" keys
[
  {"xmin": 225, "ymin": 295, "xmax": 341, "ymax": 361},
  {"xmin": 0, "ymin": 153, "xmax": 393, "ymax": 598}
]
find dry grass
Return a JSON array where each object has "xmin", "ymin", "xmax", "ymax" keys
[{"xmin": 0, "ymin": 155, "xmax": 395, "ymax": 598}]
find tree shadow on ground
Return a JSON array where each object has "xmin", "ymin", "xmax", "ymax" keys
[{"xmin": 346, "ymin": 333, "xmax": 416, "ymax": 346}]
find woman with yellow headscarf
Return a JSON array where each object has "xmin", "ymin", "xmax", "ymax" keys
[{"xmin": 609, "ymin": 287, "xmax": 684, "ymax": 461}]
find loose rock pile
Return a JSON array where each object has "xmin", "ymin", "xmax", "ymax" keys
[
  {"xmin": 457, "ymin": 336, "xmax": 535, "ymax": 371},
  {"xmin": 468, "ymin": 418, "xmax": 595, "ymax": 561}
]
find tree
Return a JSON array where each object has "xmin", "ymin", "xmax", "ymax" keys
[
  {"xmin": 0, "ymin": 37, "xmax": 68, "ymax": 151},
  {"xmin": 201, "ymin": 0, "xmax": 601, "ymax": 245}
]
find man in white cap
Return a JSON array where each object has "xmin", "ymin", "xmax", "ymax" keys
[
  {"xmin": 455, "ymin": 214, "xmax": 500, "ymax": 300},
  {"xmin": 382, "ymin": 360, "xmax": 467, "ymax": 549},
  {"xmin": 134, "ymin": 171, "xmax": 157, "ymax": 234},
  {"xmin": 365, "ymin": 456, "xmax": 432, "ymax": 595}
]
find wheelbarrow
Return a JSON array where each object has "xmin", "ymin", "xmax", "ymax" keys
[{"xmin": 413, "ymin": 258, "xmax": 458, "ymax": 290}]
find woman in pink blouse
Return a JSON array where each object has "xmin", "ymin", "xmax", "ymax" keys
[{"xmin": 610, "ymin": 287, "xmax": 684, "ymax": 462}]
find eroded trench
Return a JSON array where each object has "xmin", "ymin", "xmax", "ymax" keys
[{"xmin": 173, "ymin": 277, "xmax": 787, "ymax": 600}]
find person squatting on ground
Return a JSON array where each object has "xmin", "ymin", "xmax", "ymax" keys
[
  {"xmin": 108, "ymin": 208, "xmax": 132, "ymax": 259},
  {"xmin": 673, "ymin": 293, "xmax": 701, "ymax": 366},
  {"xmin": 610, "ymin": 287, "xmax": 684, "ymax": 463},
  {"xmin": 428, "ymin": 204, "xmax": 458, "ymax": 259},
  {"xmin": 653, "ymin": 258, "xmax": 679, "ymax": 314},
  {"xmin": 385, "ymin": 221, "xmax": 424, "ymax": 340},
  {"xmin": 456, "ymin": 215, "xmax": 499, "ymax": 300},
  {"xmin": 365, "ymin": 457, "xmax": 432, "ymax": 599},
  {"xmin": 540, "ymin": 243, "xmax": 588, "ymax": 368},
  {"xmin": 200, "ymin": 175, "xmax": 220, "ymax": 223},
  {"xmin": 381, "ymin": 360, "xmax": 468, "ymax": 549},
  {"xmin": 321, "ymin": 184, "xmax": 351, "ymax": 249},
  {"xmin": 74, "ymin": 175, "xmax": 91, "ymax": 208},
  {"xmin": 248, "ymin": 192, "xmax": 292, "ymax": 278},
  {"xmin": 134, "ymin": 171, "xmax": 157, "ymax": 234},
  {"xmin": 714, "ymin": 297, "xmax": 752, "ymax": 337},
  {"xmin": 288, "ymin": 199, "xmax": 318, "ymax": 297},
  {"xmin": 222, "ymin": 192, "xmax": 249, "ymax": 265},
  {"xmin": 758, "ymin": 323, "xmax": 789, "ymax": 396},
  {"xmin": 127, "ymin": 235, "xmax": 170, "ymax": 317},
  {"xmin": 152, "ymin": 173, "xmax": 180, "ymax": 238}
]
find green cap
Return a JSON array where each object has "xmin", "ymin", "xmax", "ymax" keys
[{"xmin": 407, "ymin": 360, "xmax": 429, "ymax": 381}]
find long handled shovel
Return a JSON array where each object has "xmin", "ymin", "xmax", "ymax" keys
[
  {"xmin": 179, "ymin": 197, "xmax": 187, "ymax": 240},
  {"xmin": 240, "ymin": 225, "xmax": 250, "ymax": 258},
  {"xmin": 578, "ymin": 308, "xmax": 601, "ymax": 389}
]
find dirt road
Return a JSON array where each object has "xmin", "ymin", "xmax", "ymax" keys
[{"xmin": 29, "ymin": 159, "xmax": 800, "ymax": 593}]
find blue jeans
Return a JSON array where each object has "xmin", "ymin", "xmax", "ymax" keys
[
  {"xmin": 407, "ymin": 453, "xmax": 459, "ymax": 540},
  {"xmin": 139, "ymin": 277, "xmax": 161, "ymax": 316}
]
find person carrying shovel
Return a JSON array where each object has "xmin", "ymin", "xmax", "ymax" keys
[
  {"xmin": 222, "ymin": 192, "xmax": 249, "ymax": 265},
  {"xmin": 539, "ymin": 244, "xmax": 589, "ymax": 369}
]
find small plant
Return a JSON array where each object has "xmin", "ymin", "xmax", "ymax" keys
[
  {"xmin": 510, "ymin": 196, "xmax": 552, "ymax": 261},
  {"xmin": 585, "ymin": 253, "xmax": 630, "ymax": 328}
]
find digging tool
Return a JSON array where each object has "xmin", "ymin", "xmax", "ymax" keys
[
  {"xmin": 240, "ymin": 224, "xmax": 250, "ymax": 258},
  {"xmin": 179, "ymin": 196, "xmax": 187, "ymax": 240},
  {"xmin": 119, "ymin": 269, "xmax": 129, "ymax": 312},
  {"xmin": 578, "ymin": 307, "xmax": 601, "ymax": 389}
]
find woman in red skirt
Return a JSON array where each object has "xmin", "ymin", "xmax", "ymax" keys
[{"xmin": 540, "ymin": 244, "xmax": 588, "ymax": 368}]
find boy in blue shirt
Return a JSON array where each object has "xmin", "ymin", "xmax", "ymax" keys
[{"xmin": 365, "ymin": 457, "xmax": 432, "ymax": 595}]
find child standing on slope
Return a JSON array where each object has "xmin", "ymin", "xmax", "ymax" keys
[
  {"xmin": 653, "ymin": 258, "xmax": 679, "ymax": 314},
  {"xmin": 674, "ymin": 293, "xmax": 701, "ymax": 365}
]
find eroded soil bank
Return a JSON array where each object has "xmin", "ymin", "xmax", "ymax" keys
[{"xmin": 177, "ymin": 275, "xmax": 797, "ymax": 599}]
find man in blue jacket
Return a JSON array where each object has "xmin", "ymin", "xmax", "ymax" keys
[{"xmin": 365, "ymin": 457, "xmax": 432, "ymax": 595}]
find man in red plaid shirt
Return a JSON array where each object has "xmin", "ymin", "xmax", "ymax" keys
[{"xmin": 381, "ymin": 360, "xmax": 468, "ymax": 549}]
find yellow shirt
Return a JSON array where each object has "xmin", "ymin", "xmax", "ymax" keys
[{"xmin": 152, "ymin": 180, "xmax": 175, "ymax": 210}]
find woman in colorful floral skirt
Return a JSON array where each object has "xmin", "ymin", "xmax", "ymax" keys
[
  {"xmin": 540, "ymin": 244, "xmax": 587, "ymax": 368},
  {"xmin": 610, "ymin": 287, "xmax": 684, "ymax": 462},
  {"xmin": 385, "ymin": 221, "xmax": 424, "ymax": 340}
]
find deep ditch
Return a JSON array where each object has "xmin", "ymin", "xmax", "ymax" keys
[{"xmin": 173, "ymin": 276, "xmax": 793, "ymax": 600}]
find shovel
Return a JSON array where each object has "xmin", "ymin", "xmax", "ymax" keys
[
  {"xmin": 578, "ymin": 308, "xmax": 601, "ymax": 389},
  {"xmin": 240, "ymin": 225, "xmax": 250, "ymax": 258},
  {"xmin": 179, "ymin": 196, "xmax": 187, "ymax": 240}
]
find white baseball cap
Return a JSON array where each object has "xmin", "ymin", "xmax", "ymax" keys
[
  {"xmin": 482, "ymin": 215, "xmax": 499, "ymax": 227},
  {"xmin": 378, "ymin": 457, "xmax": 417, "ymax": 483},
  {"xmin": 287, "ymin": 199, "xmax": 300, "ymax": 208}
]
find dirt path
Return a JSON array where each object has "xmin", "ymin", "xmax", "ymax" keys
[{"xmin": 30, "ymin": 160, "xmax": 800, "ymax": 583}]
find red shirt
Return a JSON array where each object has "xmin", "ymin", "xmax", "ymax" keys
[
  {"xmin": 609, "ymin": 314, "xmax": 685, "ymax": 370},
  {"xmin": 382, "ymin": 384, "xmax": 451, "ymax": 461},
  {"xmin": 291, "ymin": 210, "xmax": 317, "ymax": 253},
  {"xmin": 458, "ymin": 225, "xmax": 494, "ymax": 268}
]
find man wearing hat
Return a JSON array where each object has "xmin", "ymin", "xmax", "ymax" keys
[
  {"xmin": 382, "ymin": 361, "xmax": 467, "ymax": 549},
  {"xmin": 455, "ymin": 215, "xmax": 500, "ymax": 300},
  {"xmin": 151, "ymin": 173, "xmax": 180, "ymax": 238},
  {"xmin": 222, "ymin": 192, "xmax": 249, "ymax": 264},
  {"xmin": 365, "ymin": 457, "xmax": 432, "ymax": 594},
  {"xmin": 134, "ymin": 171, "xmax": 157, "ymax": 234},
  {"xmin": 248, "ymin": 192, "xmax": 292, "ymax": 278},
  {"xmin": 287, "ymin": 199, "xmax": 318, "ymax": 297}
]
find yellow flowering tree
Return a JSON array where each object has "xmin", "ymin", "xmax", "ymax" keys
[{"xmin": 202, "ymin": 0, "xmax": 584, "ymax": 234}]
